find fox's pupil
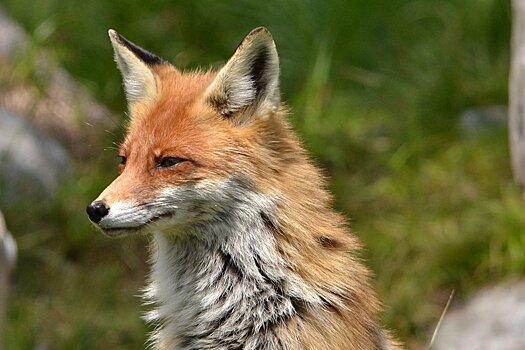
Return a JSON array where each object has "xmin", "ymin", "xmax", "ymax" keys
[
  {"xmin": 119, "ymin": 156, "xmax": 126, "ymax": 165},
  {"xmin": 157, "ymin": 157, "xmax": 183, "ymax": 168}
]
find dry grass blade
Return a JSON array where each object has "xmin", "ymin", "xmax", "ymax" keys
[{"xmin": 428, "ymin": 289, "xmax": 455, "ymax": 350}]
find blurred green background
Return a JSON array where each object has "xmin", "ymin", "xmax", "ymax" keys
[{"xmin": 1, "ymin": 0, "xmax": 516, "ymax": 348}]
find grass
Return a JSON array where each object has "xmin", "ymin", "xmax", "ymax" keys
[
  {"xmin": 3, "ymin": 165, "xmax": 150, "ymax": 349},
  {"xmin": 298, "ymin": 89, "xmax": 517, "ymax": 342},
  {"xmin": 1, "ymin": 0, "xmax": 516, "ymax": 348}
]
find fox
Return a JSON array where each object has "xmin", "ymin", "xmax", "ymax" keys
[{"xmin": 86, "ymin": 27, "xmax": 401, "ymax": 350}]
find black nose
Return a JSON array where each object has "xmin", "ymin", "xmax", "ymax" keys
[{"xmin": 86, "ymin": 201, "xmax": 110, "ymax": 223}]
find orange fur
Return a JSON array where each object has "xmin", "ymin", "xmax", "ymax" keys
[{"xmin": 90, "ymin": 28, "xmax": 402, "ymax": 349}]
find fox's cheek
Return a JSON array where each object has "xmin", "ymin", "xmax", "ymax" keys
[
  {"xmin": 172, "ymin": 160, "xmax": 194, "ymax": 174},
  {"xmin": 155, "ymin": 161, "xmax": 199, "ymax": 184}
]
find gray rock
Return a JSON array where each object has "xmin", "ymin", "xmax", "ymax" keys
[
  {"xmin": 0, "ymin": 5, "xmax": 27, "ymax": 59},
  {"xmin": 0, "ymin": 108, "xmax": 70, "ymax": 204},
  {"xmin": 459, "ymin": 105, "xmax": 507, "ymax": 136},
  {"xmin": 0, "ymin": 6, "xmax": 116, "ymax": 159},
  {"xmin": 433, "ymin": 282, "xmax": 525, "ymax": 350},
  {"xmin": 0, "ymin": 210, "xmax": 15, "ymax": 350}
]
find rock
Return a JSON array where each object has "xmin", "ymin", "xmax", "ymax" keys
[
  {"xmin": 0, "ymin": 6, "xmax": 26, "ymax": 60},
  {"xmin": 0, "ymin": 212, "xmax": 15, "ymax": 276},
  {"xmin": 0, "ymin": 210, "xmax": 16, "ymax": 350},
  {"xmin": 433, "ymin": 281, "xmax": 525, "ymax": 350},
  {"xmin": 0, "ymin": 6, "xmax": 117, "ymax": 159},
  {"xmin": 459, "ymin": 105, "xmax": 507, "ymax": 137},
  {"xmin": 0, "ymin": 108, "xmax": 70, "ymax": 203},
  {"xmin": 3, "ymin": 67, "xmax": 118, "ymax": 159},
  {"xmin": 0, "ymin": 63, "xmax": 118, "ymax": 160}
]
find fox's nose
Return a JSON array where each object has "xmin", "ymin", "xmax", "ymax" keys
[{"xmin": 86, "ymin": 201, "xmax": 110, "ymax": 223}]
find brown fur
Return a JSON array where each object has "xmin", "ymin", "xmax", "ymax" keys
[
  {"xmin": 94, "ymin": 28, "xmax": 402, "ymax": 349},
  {"xmin": 116, "ymin": 64, "xmax": 401, "ymax": 348}
]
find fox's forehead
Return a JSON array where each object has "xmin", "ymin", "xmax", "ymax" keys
[
  {"xmin": 151, "ymin": 66, "xmax": 216, "ymax": 118},
  {"xmin": 121, "ymin": 67, "xmax": 230, "ymax": 154}
]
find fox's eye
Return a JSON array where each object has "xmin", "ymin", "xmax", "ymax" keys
[
  {"xmin": 157, "ymin": 157, "xmax": 184, "ymax": 168},
  {"xmin": 118, "ymin": 156, "xmax": 127, "ymax": 166}
]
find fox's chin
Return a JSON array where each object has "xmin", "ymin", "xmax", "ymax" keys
[{"xmin": 100, "ymin": 227, "xmax": 141, "ymax": 238}]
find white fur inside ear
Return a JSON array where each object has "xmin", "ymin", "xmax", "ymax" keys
[
  {"xmin": 205, "ymin": 28, "xmax": 280, "ymax": 118},
  {"xmin": 109, "ymin": 31, "xmax": 157, "ymax": 106},
  {"xmin": 213, "ymin": 67, "xmax": 257, "ymax": 115}
]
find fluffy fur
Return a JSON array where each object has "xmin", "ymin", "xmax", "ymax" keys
[{"xmin": 88, "ymin": 27, "xmax": 402, "ymax": 349}]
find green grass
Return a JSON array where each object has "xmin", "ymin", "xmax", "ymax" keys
[
  {"xmin": 297, "ymin": 89, "xmax": 517, "ymax": 342},
  {"xmin": 3, "ymin": 165, "xmax": 150, "ymax": 349},
  {"xmin": 1, "ymin": 0, "xmax": 516, "ymax": 348}
]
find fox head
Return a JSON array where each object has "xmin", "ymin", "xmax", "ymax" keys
[{"xmin": 86, "ymin": 27, "xmax": 289, "ymax": 237}]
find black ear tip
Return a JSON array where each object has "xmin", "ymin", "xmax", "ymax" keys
[
  {"xmin": 108, "ymin": 29, "xmax": 124, "ymax": 43},
  {"xmin": 107, "ymin": 29, "xmax": 165, "ymax": 66},
  {"xmin": 108, "ymin": 29, "xmax": 132, "ymax": 48}
]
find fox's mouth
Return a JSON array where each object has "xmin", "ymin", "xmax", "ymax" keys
[{"xmin": 98, "ymin": 212, "xmax": 175, "ymax": 237}]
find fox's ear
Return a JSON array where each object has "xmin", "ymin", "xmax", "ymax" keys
[
  {"xmin": 205, "ymin": 27, "xmax": 280, "ymax": 122},
  {"xmin": 108, "ymin": 29, "xmax": 164, "ymax": 108}
]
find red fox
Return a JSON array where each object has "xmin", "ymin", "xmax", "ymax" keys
[{"xmin": 87, "ymin": 27, "xmax": 401, "ymax": 350}]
